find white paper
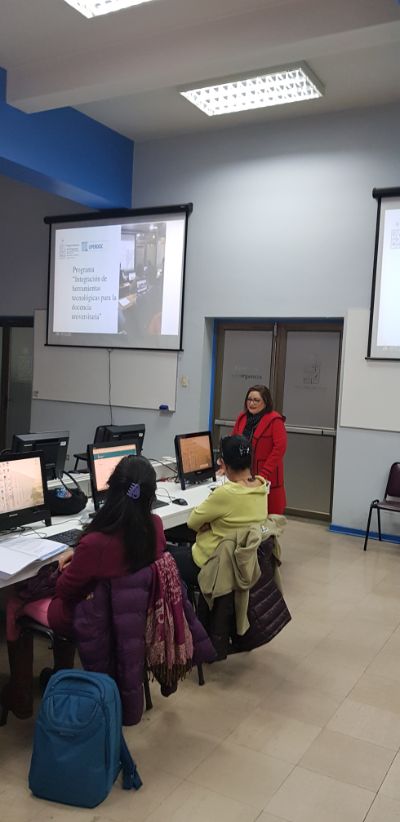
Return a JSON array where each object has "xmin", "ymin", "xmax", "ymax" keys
[{"xmin": 0, "ymin": 536, "xmax": 65, "ymax": 579}]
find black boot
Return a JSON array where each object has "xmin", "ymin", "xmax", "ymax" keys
[
  {"xmin": 53, "ymin": 636, "xmax": 75, "ymax": 672},
  {"xmin": 0, "ymin": 633, "xmax": 34, "ymax": 725},
  {"xmin": 39, "ymin": 637, "xmax": 75, "ymax": 694}
]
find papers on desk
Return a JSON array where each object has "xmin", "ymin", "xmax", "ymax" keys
[
  {"xmin": 119, "ymin": 297, "xmax": 130, "ymax": 307},
  {"xmin": 0, "ymin": 535, "xmax": 65, "ymax": 580}
]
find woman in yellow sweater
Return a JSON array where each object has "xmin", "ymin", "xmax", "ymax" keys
[{"xmin": 169, "ymin": 435, "xmax": 268, "ymax": 586}]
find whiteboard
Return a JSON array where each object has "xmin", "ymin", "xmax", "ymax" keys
[
  {"xmin": 340, "ymin": 308, "xmax": 400, "ymax": 432},
  {"xmin": 32, "ymin": 310, "xmax": 177, "ymax": 410}
]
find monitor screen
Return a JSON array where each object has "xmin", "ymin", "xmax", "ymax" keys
[
  {"xmin": 88, "ymin": 442, "xmax": 137, "ymax": 509},
  {"xmin": 11, "ymin": 431, "xmax": 69, "ymax": 480},
  {"xmin": 0, "ymin": 453, "xmax": 51, "ymax": 531},
  {"xmin": 174, "ymin": 431, "xmax": 216, "ymax": 490},
  {"xmin": 94, "ymin": 424, "xmax": 145, "ymax": 455},
  {"xmin": 46, "ymin": 205, "xmax": 192, "ymax": 352}
]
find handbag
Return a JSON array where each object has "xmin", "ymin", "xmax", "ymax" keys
[{"xmin": 47, "ymin": 472, "xmax": 87, "ymax": 517}]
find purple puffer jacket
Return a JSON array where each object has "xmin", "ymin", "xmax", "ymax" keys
[{"xmin": 73, "ymin": 562, "xmax": 216, "ymax": 725}]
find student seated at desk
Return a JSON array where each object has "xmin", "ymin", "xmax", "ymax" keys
[
  {"xmin": 1, "ymin": 456, "xmax": 214, "ymax": 725},
  {"xmin": 169, "ymin": 436, "xmax": 268, "ymax": 587}
]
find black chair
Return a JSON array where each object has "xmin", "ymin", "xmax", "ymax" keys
[
  {"xmin": 16, "ymin": 618, "xmax": 154, "ymax": 713},
  {"xmin": 73, "ymin": 451, "xmax": 88, "ymax": 471},
  {"xmin": 364, "ymin": 462, "xmax": 400, "ymax": 550}
]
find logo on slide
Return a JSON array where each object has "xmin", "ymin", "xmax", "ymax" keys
[{"xmin": 81, "ymin": 241, "xmax": 104, "ymax": 251}]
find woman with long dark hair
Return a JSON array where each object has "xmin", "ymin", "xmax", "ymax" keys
[{"xmin": 47, "ymin": 454, "xmax": 163, "ymax": 635}]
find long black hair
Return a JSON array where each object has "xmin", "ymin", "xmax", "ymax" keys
[{"xmin": 85, "ymin": 455, "xmax": 157, "ymax": 572}]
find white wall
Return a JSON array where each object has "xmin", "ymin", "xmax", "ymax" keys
[{"xmin": 132, "ymin": 102, "xmax": 400, "ymax": 535}]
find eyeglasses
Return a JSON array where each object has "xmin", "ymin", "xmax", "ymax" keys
[{"xmin": 247, "ymin": 397, "xmax": 262, "ymax": 404}]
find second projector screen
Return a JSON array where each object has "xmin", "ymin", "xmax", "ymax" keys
[{"xmin": 47, "ymin": 209, "xmax": 189, "ymax": 351}]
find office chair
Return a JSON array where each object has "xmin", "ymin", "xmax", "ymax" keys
[{"xmin": 364, "ymin": 462, "xmax": 400, "ymax": 550}]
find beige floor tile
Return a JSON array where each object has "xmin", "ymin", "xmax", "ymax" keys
[
  {"xmin": 92, "ymin": 768, "xmax": 180, "ymax": 822},
  {"xmin": 144, "ymin": 781, "xmax": 259, "ymax": 822},
  {"xmin": 367, "ymin": 645, "xmax": 400, "ymax": 683},
  {"xmin": 127, "ymin": 715, "xmax": 220, "ymax": 779},
  {"xmin": 299, "ymin": 728, "xmax": 395, "ymax": 790},
  {"xmin": 327, "ymin": 698, "xmax": 400, "ymax": 750},
  {"xmin": 256, "ymin": 815, "xmax": 288, "ymax": 822},
  {"xmin": 283, "ymin": 651, "xmax": 366, "ymax": 702},
  {"xmin": 325, "ymin": 615, "xmax": 394, "ymax": 655},
  {"xmin": 365, "ymin": 793, "xmax": 400, "ymax": 822},
  {"xmin": 187, "ymin": 741, "xmax": 292, "ymax": 813},
  {"xmin": 353, "ymin": 593, "xmax": 400, "ymax": 629},
  {"xmin": 379, "ymin": 751, "xmax": 400, "ymax": 800},
  {"xmin": 266, "ymin": 766, "xmax": 374, "ymax": 822},
  {"xmin": 0, "ymin": 784, "xmax": 39, "ymax": 822},
  {"xmin": 227, "ymin": 707, "xmax": 321, "ymax": 764},
  {"xmin": 266, "ymin": 680, "xmax": 340, "ymax": 727},
  {"xmin": 350, "ymin": 672, "xmax": 400, "ymax": 715}
]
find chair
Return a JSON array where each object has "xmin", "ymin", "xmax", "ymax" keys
[
  {"xmin": 0, "ymin": 617, "xmax": 153, "ymax": 726},
  {"xmin": 73, "ymin": 451, "xmax": 88, "ymax": 471},
  {"xmin": 364, "ymin": 462, "xmax": 400, "ymax": 550}
]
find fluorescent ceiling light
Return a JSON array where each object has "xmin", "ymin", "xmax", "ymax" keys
[
  {"xmin": 63, "ymin": 0, "xmax": 155, "ymax": 18},
  {"xmin": 180, "ymin": 63, "xmax": 324, "ymax": 117}
]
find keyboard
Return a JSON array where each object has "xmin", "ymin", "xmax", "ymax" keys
[
  {"xmin": 152, "ymin": 499, "xmax": 169, "ymax": 510},
  {"xmin": 45, "ymin": 528, "xmax": 83, "ymax": 546}
]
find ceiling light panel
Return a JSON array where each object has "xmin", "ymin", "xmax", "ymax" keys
[
  {"xmin": 180, "ymin": 64, "xmax": 324, "ymax": 117},
  {"xmin": 63, "ymin": 0, "xmax": 155, "ymax": 18}
]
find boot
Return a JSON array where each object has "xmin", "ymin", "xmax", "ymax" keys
[
  {"xmin": 0, "ymin": 633, "xmax": 34, "ymax": 725},
  {"xmin": 39, "ymin": 637, "xmax": 76, "ymax": 694},
  {"xmin": 53, "ymin": 637, "xmax": 75, "ymax": 672}
]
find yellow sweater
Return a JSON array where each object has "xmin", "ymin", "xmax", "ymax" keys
[{"xmin": 188, "ymin": 478, "xmax": 267, "ymax": 567}]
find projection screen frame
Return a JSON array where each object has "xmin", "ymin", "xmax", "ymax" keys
[
  {"xmin": 367, "ymin": 187, "xmax": 400, "ymax": 362},
  {"xmin": 44, "ymin": 203, "xmax": 193, "ymax": 353}
]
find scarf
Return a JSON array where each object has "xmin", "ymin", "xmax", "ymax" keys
[
  {"xmin": 145, "ymin": 552, "xmax": 193, "ymax": 685},
  {"xmin": 242, "ymin": 408, "xmax": 268, "ymax": 442}
]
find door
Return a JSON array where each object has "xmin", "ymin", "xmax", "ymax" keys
[
  {"xmin": 212, "ymin": 320, "xmax": 342, "ymax": 519},
  {"xmin": 213, "ymin": 323, "xmax": 274, "ymax": 443},
  {"xmin": 0, "ymin": 319, "xmax": 34, "ymax": 451},
  {"xmin": 280, "ymin": 325, "xmax": 341, "ymax": 519}
]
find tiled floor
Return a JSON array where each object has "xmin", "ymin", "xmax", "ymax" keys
[{"xmin": 1, "ymin": 518, "xmax": 400, "ymax": 821}]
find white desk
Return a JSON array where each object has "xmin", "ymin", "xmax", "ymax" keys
[{"xmin": 0, "ymin": 479, "xmax": 219, "ymax": 589}]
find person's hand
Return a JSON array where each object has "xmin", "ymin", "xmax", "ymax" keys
[
  {"xmin": 58, "ymin": 548, "xmax": 74, "ymax": 571},
  {"xmin": 198, "ymin": 523, "xmax": 211, "ymax": 533}
]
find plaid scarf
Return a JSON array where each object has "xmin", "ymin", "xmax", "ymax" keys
[{"xmin": 145, "ymin": 552, "xmax": 193, "ymax": 685}]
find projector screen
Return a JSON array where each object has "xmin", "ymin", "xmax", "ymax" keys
[
  {"xmin": 368, "ymin": 192, "xmax": 400, "ymax": 360},
  {"xmin": 46, "ymin": 205, "xmax": 191, "ymax": 351}
]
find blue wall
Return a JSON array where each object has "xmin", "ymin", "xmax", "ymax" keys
[{"xmin": 0, "ymin": 68, "xmax": 133, "ymax": 208}]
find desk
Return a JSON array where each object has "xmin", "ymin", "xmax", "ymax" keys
[{"xmin": 0, "ymin": 479, "xmax": 218, "ymax": 589}]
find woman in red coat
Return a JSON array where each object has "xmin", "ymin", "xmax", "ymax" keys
[{"xmin": 232, "ymin": 384, "xmax": 287, "ymax": 514}]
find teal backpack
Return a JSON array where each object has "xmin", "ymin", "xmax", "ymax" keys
[{"xmin": 29, "ymin": 669, "xmax": 142, "ymax": 808}]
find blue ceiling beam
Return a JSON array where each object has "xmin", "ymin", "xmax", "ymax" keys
[{"xmin": 0, "ymin": 68, "xmax": 133, "ymax": 208}]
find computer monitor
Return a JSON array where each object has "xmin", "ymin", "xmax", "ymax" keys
[
  {"xmin": 174, "ymin": 431, "xmax": 216, "ymax": 491},
  {"xmin": 11, "ymin": 431, "xmax": 69, "ymax": 481},
  {"xmin": 93, "ymin": 424, "xmax": 145, "ymax": 455},
  {"xmin": 88, "ymin": 442, "xmax": 138, "ymax": 510},
  {"xmin": 0, "ymin": 452, "xmax": 51, "ymax": 531}
]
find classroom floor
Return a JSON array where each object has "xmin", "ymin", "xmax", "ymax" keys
[{"xmin": 1, "ymin": 518, "xmax": 400, "ymax": 822}]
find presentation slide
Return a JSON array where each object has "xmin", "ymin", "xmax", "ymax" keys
[
  {"xmin": 46, "ymin": 209, "xmax": 189, "ymax": 351},
  {"xmin": 369, "ymin": 198, "xmax": 400, "ymax": 359}
]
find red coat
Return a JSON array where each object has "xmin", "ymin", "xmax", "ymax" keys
[{"xmin": 233, "ymin": 411, "xmax": 287, "ymax": 514}]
